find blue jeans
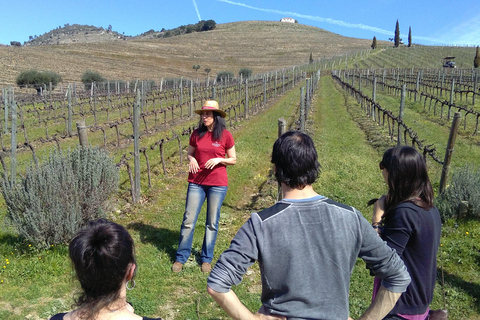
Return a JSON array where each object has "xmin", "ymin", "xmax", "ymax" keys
[{"xmin": 175, "ymin": 183, "xmax": 228, "ymax": 264}]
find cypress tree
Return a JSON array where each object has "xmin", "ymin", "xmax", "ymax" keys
[
  {"xmin": 474, "ymin": 46, "xmax": 480, "ymax": 68},
  {"xmin": 408, "ymin": 27, "xmax": 412, "ymax": 47},
  {"xmin": 394, "ymin": 20, "xmax": 400, "ymax": 48},
  {"xmin": 371, "ymin": 36, "xmax": 377, "ymax": 49}
]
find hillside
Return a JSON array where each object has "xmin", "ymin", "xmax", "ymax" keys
[
  {"xmin": 24, "ymin": 24, "xmax": 129, "ymax": 46},
  {"xmin": 0, "ymin": 21, "xmax": 378, "ymax": 88}
]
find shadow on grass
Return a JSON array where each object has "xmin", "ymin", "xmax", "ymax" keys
[
  {"xmin": 223, "ymin": 171, "xmax": 277, "ymax": 213},
  {"xmin": 0, "ymin": 233, "xmax": 21, "ymax": 247},
  {"xmin": 476, "ymin": 249, "xmax": 480, "ymax": 269},
  {"xmin": 440, "ymin": 269, "xmax": 480, "ymax": 314},
  {"xmin": 127, "ymin": 222, "xmax": 179, "ymax": 262}
]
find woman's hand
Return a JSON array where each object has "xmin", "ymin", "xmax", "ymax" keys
[
  {"xmin": 189, "ymin": 157, "xmax": 200, "ymax": 174},
  {"xmin": 204, "ymin": 158, "xmax": 222, "ymax": 169},
  {"xmin": 372, "ymin": 196, "xmax": 386, "ymax": 235},
  {"xmin": 373, "ymin": 196, "xmax": 386, "ymax": 222}
]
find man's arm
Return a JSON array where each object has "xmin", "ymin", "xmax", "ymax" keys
[
  {"xmin": 207, "ymin": 286, "xmax": 286, "ymax": 320},
  {"xmin": 357, "ymin": 285, "xmax": 401, "ymax": 320},
  {"xmin": 207, "ymin": 286, "xmax": 254, "ymax": 320}
]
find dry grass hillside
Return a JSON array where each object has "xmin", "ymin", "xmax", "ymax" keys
[{"xmin": 0, "ymin": 21, "xmax": 378, "ymax": 88}]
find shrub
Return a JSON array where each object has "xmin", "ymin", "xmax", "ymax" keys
[
  {"xmin": 201, "ymin": 20, "xmax": 216, "ymax": 31},
  {"xmin": 16, "ymin": 70, "xmax": 62, "ymax": 95},
  {"xmin": 238, "ymin": 68, "xmax": 252, "ymax": 79},
  {"xmin": 216, "ymin": 71, "xmax": 234, "ymax": 82},
  {"xmin": 1, "ymin": 146, "xmax": 119, "ymax": 247},
  {"xmin": 81, "ymin": 70, "xmax": 106, "ymax": 90},
  {"xmin": 435, "ymin": 164, "xmax": 480, "ymax": 221}
]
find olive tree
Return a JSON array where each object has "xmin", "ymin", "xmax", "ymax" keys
[
  {"xmin": 216, "ymin": 71, "xmax": 234, "ymax": 82},
  {"xmin": 81, "ymin": 70, "xmax": 106, "ymax": 90},
  {"xmin": 16, "ymin": 70, "xmax": 62, "ymax": 95},
  {"xmin": 238, "ymin": 68, "xmax": 252, "ymax": 79}
]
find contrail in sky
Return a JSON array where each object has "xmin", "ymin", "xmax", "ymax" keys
[
  {"xmin": 217, "ymin": 0, "xmax": 444, "ymax": 43},
  {"xmin": 192, "ymin": 0, "xmax": 202, "ymax": 21}
]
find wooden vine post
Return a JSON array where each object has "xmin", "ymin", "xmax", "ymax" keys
[
  {"xmin": 244, "ymin": 79, "xmax": 249, "ymax": 119},
  {"xmin": 292, "ymin": 66, "xmax": 295, "ymax": 88},
  {"xmin": 3, "ymin": 87, "xmax": 8, "ymax": 134},
  {"xmin": 190, "ymin": 80, "xmax": 194, "ymax": 118},
  {"xmin": 263, "ymin": 76, "xmax": 267, "ymax": 106},
  {"xmin": 300, "ymin": 87, "xmax": 305, "ymax": 132},
  {"xmin": 67, "ymin": 84, "xmax": 72, "ymax": 136},
  {"xmin": 439, "ymin": 112, "xmax": 461, "ymax": 194},
  {"xmin": 274, "ymin": 71, "xmax": 277, "ymax": 97},
  {"xmin": 133, "ymin": 89, "xmax": 141, "ymax": 203},
  {"xmin": 448, "ymin": 79, "xmax": 455, "ymax": 120},
  {"xmin": 397, "ymin": 84, "xmax": 406, "ymax": 146},
  {"xmin": 372, "ymin": 77, "xmax": 377, "ymax": 120},
  {"xmin": 473, "ymin": 72, "xmax": 478, "ymax": 105},
  {"xmin": 107, "ymin": 81, "xmax": 111, "ymax": 110},
  {"xmin": 10, "ymin": 87, "xmax": 17, "ymax": 185},
  {"xmin": 415, "ymin": 72, "xmax": 420, "ymax": 102},
  {"xmin": 76, "ymin": 120, "xmax": 88, "ymax": 147},
  {"xmin": 306, "ymin": 78, "xmax": 311, "ymax": 115},
  {"xmin": 277, "ymin": 118, "xmax": 286, "ymax": 201},
  {"xmin": 180, "ymin": 78, "xmax": 183, "ymax": 105}
]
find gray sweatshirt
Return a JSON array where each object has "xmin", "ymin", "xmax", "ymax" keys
[{"xmin": 207, "ymin": 195, "xmax": 410, "ymax": 319}]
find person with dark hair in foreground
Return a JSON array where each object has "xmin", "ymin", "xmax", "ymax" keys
[
  {"xmin": 371, "ymin": 146, "xmax": 441, "ymax": 319},
  {"xmin": 49, "ymin": 219, "xmax": 161, "ymax": 320},
  {"xmin": 207, "ymin": 131, "xmax": 411, "ymax": 320}
]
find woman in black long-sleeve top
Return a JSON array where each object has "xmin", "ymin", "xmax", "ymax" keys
[{"xmin": 371, "ymin": 146, "xmax": 442, "ymax": 320}]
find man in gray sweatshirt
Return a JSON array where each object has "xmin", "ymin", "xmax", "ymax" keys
[{"xmin": 207, "ymin": 131, "xmax": 411, "ymax": 320}]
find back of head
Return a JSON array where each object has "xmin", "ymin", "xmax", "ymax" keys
[
  {"xmin": 381, "ymin": 146, "xmax": 433, "ymax": 213},
  {"xmin": 69, "ymin": 219, "xmax": 135, "ymax": 315},
  {"xmin": 271, "ymin": 131, "xmax": 320, "ymax": 189}
]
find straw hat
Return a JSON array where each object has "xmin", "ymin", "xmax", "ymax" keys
[{"xmin": 195, "ymin": 100, "xmax": 226, "ymax": 118}]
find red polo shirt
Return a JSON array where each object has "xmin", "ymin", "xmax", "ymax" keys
[{"xmin": 188, "ymin": 129, "xmax": 235, "ymax": 186}]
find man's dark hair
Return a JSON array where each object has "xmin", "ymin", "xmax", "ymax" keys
[
  {"xmin": 69, "ymin": 219, "xmax": 136, "ymax": 319},
  {"xmin": 271, "ymin": 131, "xmax": 320, "ymax": 189}
]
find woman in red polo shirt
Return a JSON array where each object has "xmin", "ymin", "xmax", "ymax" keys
[{"xmin": 172, "ymin": 100, "xmax": 236, "ymax": 273}]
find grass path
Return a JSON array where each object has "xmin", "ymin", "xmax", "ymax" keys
[{"xmin": 307, "ymin": 76, "xmax": 388, "ymax": 318}]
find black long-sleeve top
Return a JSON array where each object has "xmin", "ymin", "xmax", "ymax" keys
[{"xmin": 382, "ymin": 202, "xmax": 442, "ymax": 316}]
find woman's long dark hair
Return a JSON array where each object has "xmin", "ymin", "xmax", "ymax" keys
[
  {"xmin": 69, "ymin": 219, "xmax": 136, "ymax": 319},
  {"xmin": 381, "ymin": 146, "xmax": 434, "ymax": 224},
  {"xmin": 197, "ymin": 111, "xmax": 226, "ymax": 141}
]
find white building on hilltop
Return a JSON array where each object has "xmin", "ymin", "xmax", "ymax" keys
[{"xmin": 280, "ymin": 17, "xmax": 295, "ymax": 23}]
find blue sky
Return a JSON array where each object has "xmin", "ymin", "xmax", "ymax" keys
[{"xmin": 1, "ymin": 0, "xmax": 479, "ymax": 46}]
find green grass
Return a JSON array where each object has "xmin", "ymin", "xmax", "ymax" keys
[
  {"xmin": 0, "ymin": 76, "xmax": 479, "ymax": 319},
  {"xmin": 321, "ymin": 76, "xmax": 480, "ymax": 319}
]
